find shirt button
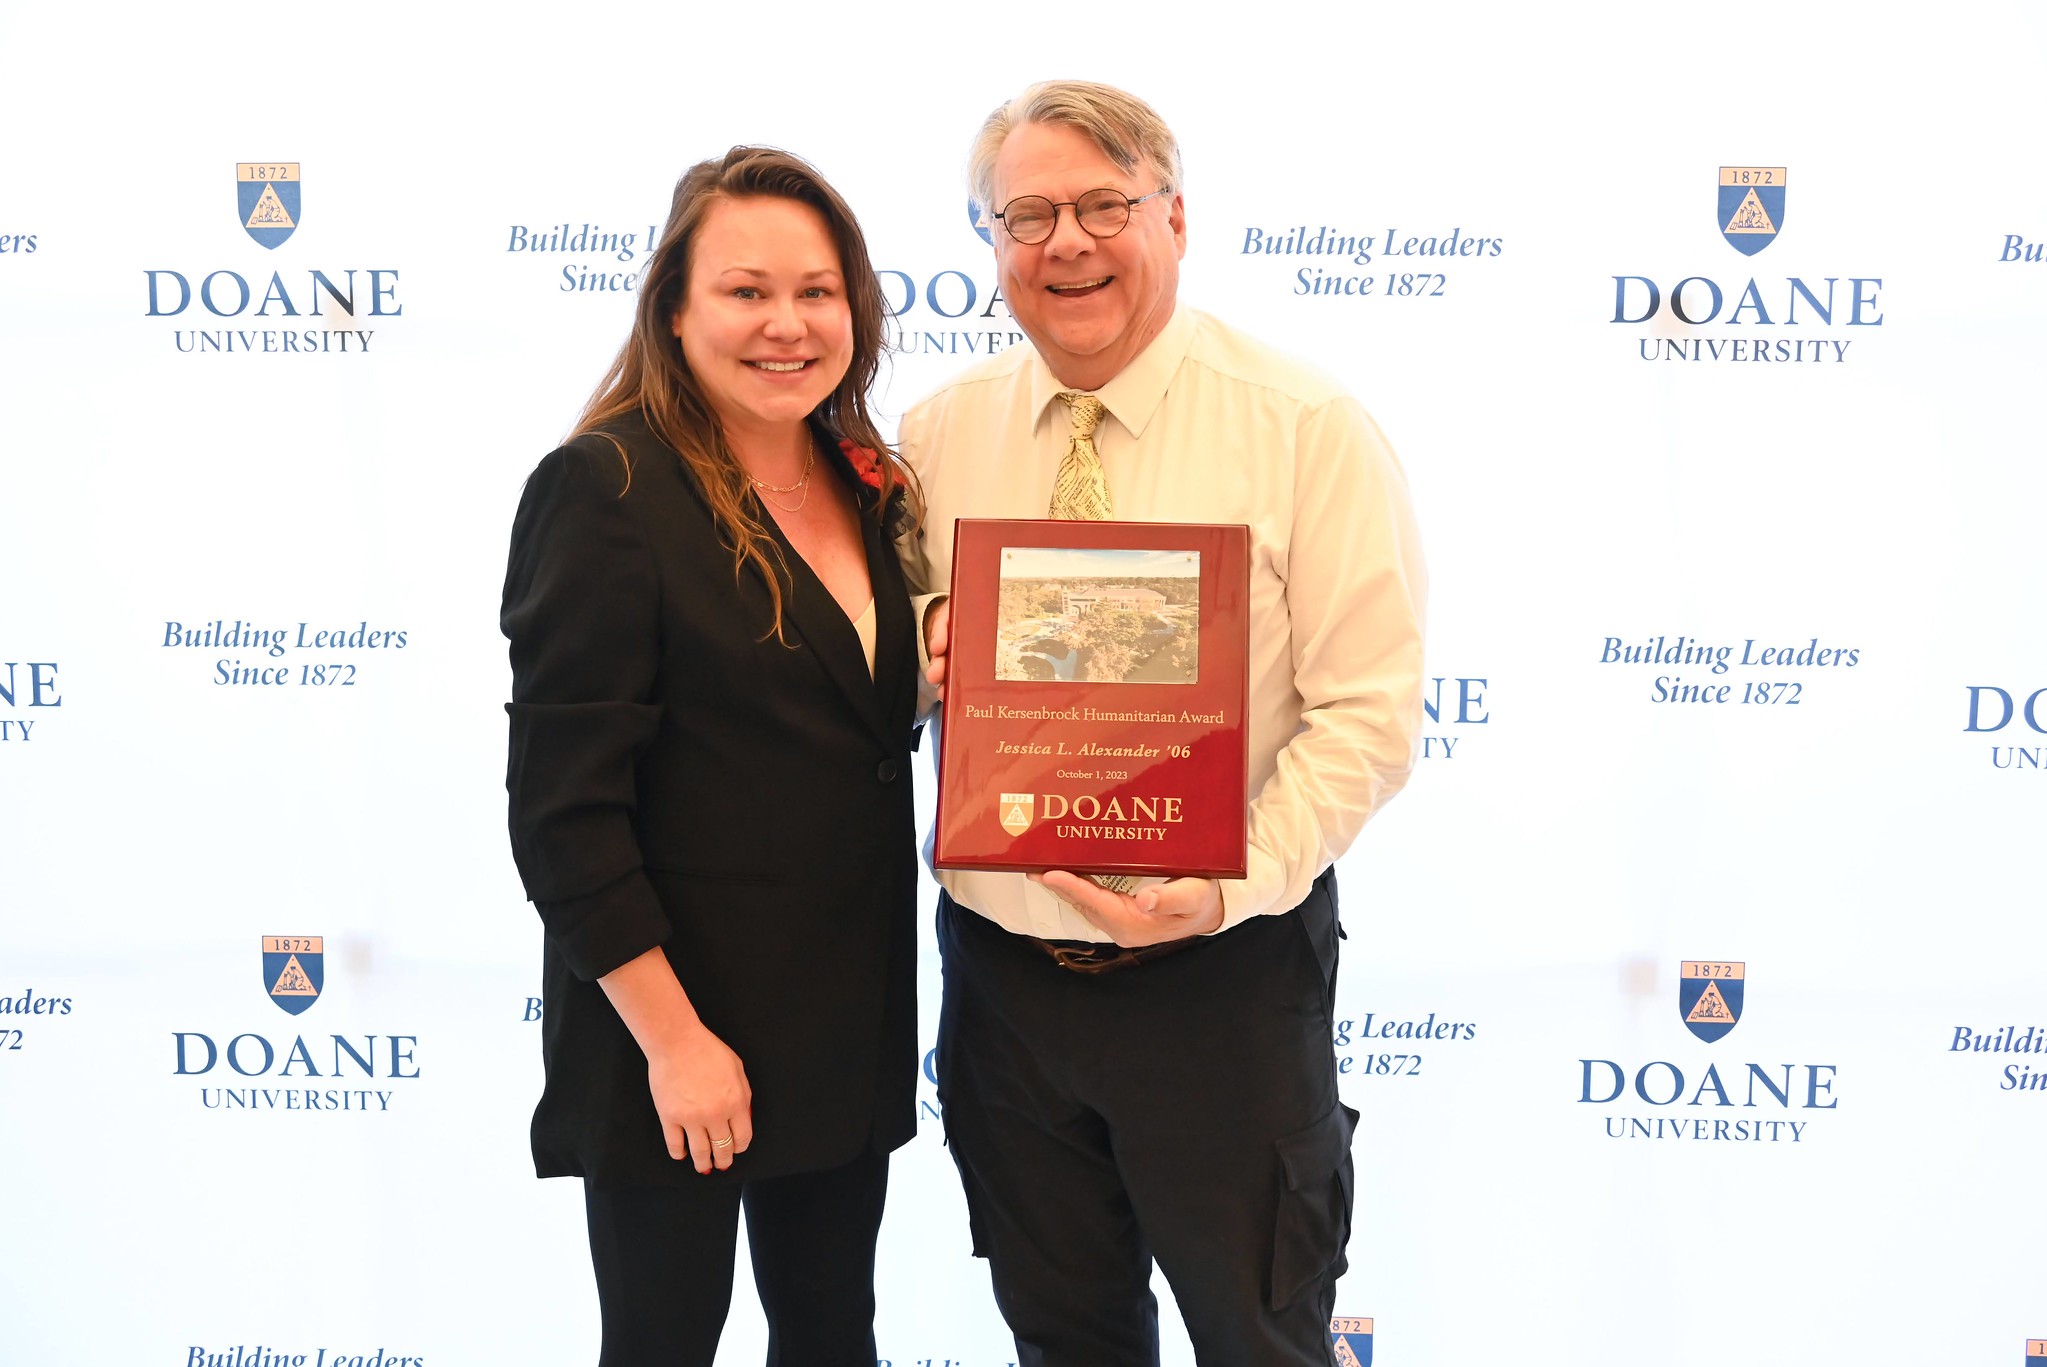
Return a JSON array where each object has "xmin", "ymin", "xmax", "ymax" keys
[{"xmin": 876, "ymin": 759, "xmax": 899, "ymax": 783}]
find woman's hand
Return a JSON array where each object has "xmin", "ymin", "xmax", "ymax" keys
[
  {"xmin": 646, "ymin": 1022, "xmax": 754, "ymax": 1173},
  {"xmin": 597, "ymin": 946, "xmax": 753, "ymax": 1173}
]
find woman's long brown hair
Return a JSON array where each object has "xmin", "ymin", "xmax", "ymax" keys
[{"xmin": 572, "ymin": 146, "xmax": 918, "ymax": 639}]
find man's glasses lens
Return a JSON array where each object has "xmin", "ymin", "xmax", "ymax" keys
[
  {"xmin": 1075, "ymin": 190, "xmax": 1134, "ymax": 235},
  {"xmin": 1002, "ymin": 199, "xmax": 1058, "ymax": 243}
]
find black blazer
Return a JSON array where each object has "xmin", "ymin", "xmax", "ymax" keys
[{"xmin": 501, "ymin": 411, "xmax": 920, "ymax": 1186}]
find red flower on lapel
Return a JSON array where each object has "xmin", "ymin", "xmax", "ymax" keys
[
  {"xmin": 840, "ymin": 438, "xmax": 914, "ymax": 539},
  {"xmin": 839, "ymin": 439, "xmax": 892, "ymax": 493}
]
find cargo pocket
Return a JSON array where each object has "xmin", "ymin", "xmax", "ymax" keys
[{"xmin": 1267, "ymin": 1102, "xmax": 1359, "ymax": 1311}]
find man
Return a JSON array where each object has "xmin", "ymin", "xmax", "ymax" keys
[{"xmin": 900, "ymin": 80, "xmax": 1425, "ymax": 1366}]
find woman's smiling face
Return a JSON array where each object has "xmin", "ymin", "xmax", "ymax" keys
[{"xmin": 673, "ymin": 195, "xmax": 853, "ymax": 439}]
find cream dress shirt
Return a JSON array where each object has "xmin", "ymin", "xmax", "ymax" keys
[{"xmin": 898, "ymin": 305, "xmax": 1427, "ymax": 940}]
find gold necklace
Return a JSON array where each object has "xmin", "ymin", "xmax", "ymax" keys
[{"xmin": 750, "ymin": 444, "xmax": 814, "ymax": 513}]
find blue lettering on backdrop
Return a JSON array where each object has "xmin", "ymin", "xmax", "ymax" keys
[
  {"xmin": 1963, "ymin": 686, "xmax": 2047, "ymax": 732},
  {"xmin": 0, "ymin": 661, "xmax": 59, "ymax": 740},
  {"xmin": 1422, "ymin": 677, "xmax": 1488, "ymax": 725},
  {"xmin": 1950, "ymin": 1025, "xmax": 2047, "ymax": 1054},
  {"xmin": 183, "ymin": 1344, "xmax": 426, "ymax": 1365},
  {"xmin": 1246, "ymin": 224, "xmax": 1506, "ymax": 299},
  {"xmin": 160, "ymin": 619, "xmax": 409, "ymax": 688},
  {"xmin": 877, "ymin": 267, "xmax": 1019, "ymax": 356},
  {"xmin": 1963, "ymin": 687, "xmax": 2047, "ymax": 770},
  {"xmin": 506, "ymin": 223, "xmax": 657, "ymax": 293},
  {"xmin": 1333, "ymin": 1013, "xmax": 1479, "ymax": 1077},
  {"xmin": 173, "ymin": 1033, "xmax": 419, "ymax": 1078},
  {"xmin": 1420, "ymin": 676, "xmax": 1487, "ymax": 760},
  {"xmin": 507, "ymin": 222, "xmax": 653, "ymax": 262},
  {"xmin": 0, "ymin": 662, "xmax": 61, "ymax": 707},
  {"xmin": 145, "ymin": 270, "xmax": 399, "ymax": 317},
  {"xmin": 0, "ymin": 989, "xmax": 73, "ymax": 1015},
  {"xmin": 1578, "ymin": 1061, "xmax": 1838, "ymax": 1109},
  {"xmin": 1611, "ymin": 276, "xmax": 1881, "ymax": 327}
]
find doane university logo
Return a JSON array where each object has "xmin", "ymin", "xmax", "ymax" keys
[
  {"xmin": 999, "ymin": 792, "xmax": 1035, "ymax": 836},
  {"xmin": 146, "ymin": 157, "xmax": 398, "ymax": 355},
  {"xmin": 262, "ymin": 935, "xmax": 323, "ymax": 1015},
  {"xmin": 172, "ymin": 932, "xmax": 419, "ymax": 1113},
  {"xmin": 238, "ymin": 163, "xmax": 300, "ymax": 248},
  {"xmin": 2026, "ymin": 1338, "xmax": 2046, "ymax": 1366},
  {"xmin": 1581, "ymin": 957, "xmax": 1836, "ymax": 1144},
  {"xmin": 1614, "ymin": 161, "xmax": 1872, "ymax": 364},
  {"xmin": 1680, "ymin": 960, "xmax": 1743, "ymax": 1042},
  {"xmin": 1718, "ymin": 167, "xmax": 1784, "ymax": 255},
  {"xmin": 1330, "ymin": 1318, "xmax": 1373, "ymax": 1366}
]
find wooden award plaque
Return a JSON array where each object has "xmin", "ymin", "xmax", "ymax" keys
[{"xmin": 934, "ymin": 519, "xmax": 1250, "ymax": 880}]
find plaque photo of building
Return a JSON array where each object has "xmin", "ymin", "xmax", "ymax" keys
[{"xmin": 994, "ymin": 546, "xmax": 1201, "ymax": 684}]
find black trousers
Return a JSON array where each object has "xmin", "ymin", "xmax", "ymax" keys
[
  {"xmin": 936, "ymin": 874, "xmax": 1356, "ymax": 1367},
  {"xmin": 582, "ymin": 1147, "xmax": 889, "ymax": 1367}
]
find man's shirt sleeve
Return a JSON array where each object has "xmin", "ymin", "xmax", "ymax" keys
[{"xmin": 1217, "ymin": 394, "xmax": 1427, "ymax": 929}]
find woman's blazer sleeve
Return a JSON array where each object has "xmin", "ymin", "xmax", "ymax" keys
[{"xmin": 501, "ymin": 444, "xmax": 669, "ymax": 981}]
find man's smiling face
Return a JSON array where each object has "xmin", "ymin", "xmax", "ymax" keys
[{"xmin": 989, "ymin": 120, "xmax": 1185, "ymax": 392}]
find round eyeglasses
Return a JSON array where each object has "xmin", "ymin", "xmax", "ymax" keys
[{"xmin": 992, "ymin": 187, "xmax": 1172, "ymax": 246}]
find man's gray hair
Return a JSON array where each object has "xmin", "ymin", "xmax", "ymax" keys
[{"xmin": 968, "ymin": 80, "xmax": 1184, "ymax": 212}]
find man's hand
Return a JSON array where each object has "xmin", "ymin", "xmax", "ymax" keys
[
  {"xmin": 924, "ymin": 597, "xmax": 951, "ymax": 699},
  {"xmin": 1030, "ymin": 872, "xmax": 1224, "ymax": 946}
]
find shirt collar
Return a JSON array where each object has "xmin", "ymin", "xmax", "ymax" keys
[{"xmin": 1028, "ymin": 304, "xmax": 1195, "ymax": 441}]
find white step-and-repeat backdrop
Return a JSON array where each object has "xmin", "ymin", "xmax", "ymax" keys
[{"xmin": 4, "ymin": 4, "xmax": 2043, "ymax": 1364}]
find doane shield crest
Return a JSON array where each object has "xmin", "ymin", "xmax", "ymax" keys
[
  {"xmin": 999, "ymin": 793, "xmax": 1034, "ymax": 837},
  {"xmin": 238, "ymin": 163, "xmax": 301, "ymax": 249},
  {"xmin": 1679, "ymin": 961, "xmax": 1744, "ymax": 1042},
  {"xmin": 968, "ymin": 197, "xmax": 994, "ymax": 246},
  {"xmin": 1330, "ymin": 1318, "xmax": 1373, "ymax": 1367},
  {"xmin": 262, "ymin": 936, "xmax": 323, "ymax": 1015},
  {"xmin": 2027, "ymin": 1338, "xmax": 2047, "ymax": 1366},
  {"xmin": 1718, "ymin": 167, "xmax": 1785, "ymax": 255}
]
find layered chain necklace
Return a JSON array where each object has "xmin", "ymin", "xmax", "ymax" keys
[{"xmin": 749, "ymin": 443, "xmax": 816, "ymax": 513}]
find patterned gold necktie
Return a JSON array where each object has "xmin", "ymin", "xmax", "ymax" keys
[
  {"xmin": 1046, "ymin": 389, "xmax": 1139, "ymax": 896},
  {"xmin": 1049, "ymin": 391, "xmax": 1113, "ymax": 521}
]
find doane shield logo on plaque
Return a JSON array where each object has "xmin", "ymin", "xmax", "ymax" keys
[
  {"xmin": 1330, "ymin": 1318, "xmax": 1373, "ymax": 1366},
  {"xmin": 1679, "ymin": 960, "xmax": 1744, "ymax": 1042},
  {"xmin": 238, "ymin": 163, "xmax": 301, "ymax": 249},
  {"xmin": 1718, "ymin": 166, "xmax": 1784, "ymax": 255},
  {"xmin": 262, "ymin": 936, "xmax": 323, "ymax": 1015},
  {"xmin": 998, "ymin": 793, "xmax": 1034, "ymax": 837}
]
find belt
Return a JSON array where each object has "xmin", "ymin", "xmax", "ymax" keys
[{"xmin": 1026, "ymin": 934, "xmax": 1201, "ymax": 975}]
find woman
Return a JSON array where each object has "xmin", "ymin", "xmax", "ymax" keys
[{"xmin": 501, "ymin": 147, "xmax": 921, "ymax": 1366}]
